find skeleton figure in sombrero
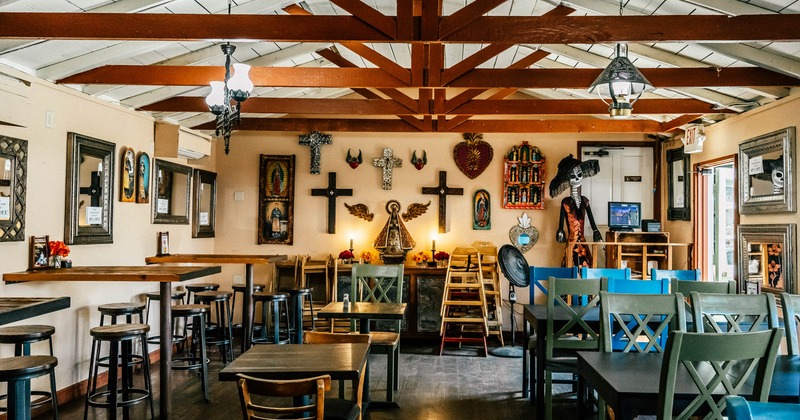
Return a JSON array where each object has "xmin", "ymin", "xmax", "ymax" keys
[{"xmin": 548, "ymin": 154, "xmax": 602, "ymax": 268}]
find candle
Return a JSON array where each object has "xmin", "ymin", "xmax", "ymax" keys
[
  {"xmin": 349, "ymin": 238, "xmax": 354, "ymax": 250},
  {"xmin": 432, "ymin": 239, "xmax": 436, "ymax": 250}
]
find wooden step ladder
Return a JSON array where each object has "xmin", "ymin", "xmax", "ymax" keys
[
  {"xmin": 439, "ymin": 246, "xmax": 488, "ymax": 356},
  {"xmin": 472, "ymin": 241, "xmax": 504, "ymax": 347}
]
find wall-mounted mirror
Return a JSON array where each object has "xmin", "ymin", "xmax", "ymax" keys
[
  {"xmin": 192, "ymin": 169, "xmax": 216, "ymax": 238},
  {"xmin": 667, "ymin": 147, "xmax": 690, "ymax": 221},
  {"xmin": 152, "ymin": 159, "xmax": 191, "ymax": 224},
  {"xmin": 737, "ymin": 224, "xmax": 796, "ymax": 297},
  {"xmin": 66, "ymin": 133, "xmax": 114, "ymax": 245},
  {"xmin": 739, "ymin": 127, "xmax": 796, "ymax": 214},
  {"xmin": 0, "ymin": 135, "xmax": 27, "ymax": 241}
]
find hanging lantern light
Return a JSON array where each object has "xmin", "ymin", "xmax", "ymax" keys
[{"xmin": 588, "ymin": 43, "xmax": 655, "ymax": 118}]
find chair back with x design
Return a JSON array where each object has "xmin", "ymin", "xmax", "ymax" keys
[
  {"xmin": 529, "ymin": 266, "xmax": 579, "ymax": 305},
  {"xmin": 546, "ymin": 277, "xmax": 605, "ymax": 358},
  {"xmin": 690, "ymin": 292, "xmax": 779, "ymax": 333},
  {"xmin": 780, "ymin": 293, "xmax": 800, "ymax": 355},
  {"xmin": 351, "ymin": 263, "xmax": 404, "ymax": 329},
  {"xmin": 657, "ymin": 329, "xmax": 783, "ymax": 420},
  {"xmin": 600, "ymin": 291, "xmax": 686, "ymax": 353}
]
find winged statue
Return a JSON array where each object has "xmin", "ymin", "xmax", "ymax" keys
[
  {"xmin": 344, "ymin": 202, "xmax": 374, "ymax": 222},
  {"xmin": 402, "ymin": 201, "xmax": 431, "ymax": 222}
]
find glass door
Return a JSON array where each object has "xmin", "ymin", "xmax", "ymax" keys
[{"xmin": 695, "ymin": 158, "xmax": 737, "ymax": 282}]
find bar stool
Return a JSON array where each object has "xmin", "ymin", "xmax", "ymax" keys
[
  {"xmin": 170, "ymin": 304, "xmax": 210, "ymax": 402},
  {"xmin": 0, "ymin": 355, "xmax": 58, "ymax": 420},
  {"xmin": 279, "ymin": 287, "xmax": 315, "ymax": 344},
  {"xmin": 194, "ymin": 290, "xmax": 234, "ymax": 363},
  {"xmin": 85, "ymin": 323, "xmax": 154, "ymax": 420},
  {"xmin": 0, "ymin": 325, "xmax": 58, "ymax": 418},
  {"xmin": 185, "ymin": 283, "xmax": 220, "ymax": 304},
  {"xmin": 252, "ymin": 292, "xmax": 290, "ymax": 345},
  {"xmin": 94, "ymin": 303, "xmax": 146, "ymax": 391},
  {"xmin": 231, "ymin": 283, "xmax": 266, "ymax": 353},
  {"xmin": 144, "ymin": 291, "xmax": 186, "ymax": 347}
]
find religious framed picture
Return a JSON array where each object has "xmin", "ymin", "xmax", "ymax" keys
[
  {"xmin": 473, "ymin": 189, "xmax": 491, "ymax": 230},
  {"xmin": 29, "ymin": 235, "xmax": 49, "ymax": 270},
  {"xmin": 136, "ymin": 152, "xmax": 150, "ymax": 204},
  {"xmin": 120, "ymin": 147, "xmax": 136, "ymax": 203},
  {"xmin": 258, "ymin": 155, "xmax": 295, "ymax": 245},
  {"xmin": 157, "ymin": 231, "xmax": 169, "ymax": 256}
]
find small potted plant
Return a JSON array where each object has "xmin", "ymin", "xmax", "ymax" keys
[
  {"xmin": 434, "ymin": 251, "xmax": 450, "ymax": 268},
  {"xmin": 338, "ymin": 249, "xmax": 355, "ymax": 264},
  {"xmin": 48, "ymin": 240, "xmax": 71, "ymax": 268},
  {"xmin": 360, "ymin": 250, "xmax": 374, "ymax": 264}
]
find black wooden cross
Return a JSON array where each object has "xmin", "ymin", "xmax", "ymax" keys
[
  {"xmin": 79, "ymin": 171, "xmax": 103, "ymax": 207},
  {"xmin": 311, "ymin": 172, "xmax": 353, "ymax": 234},
  {"xmin": 422, "ymin": 171, "xmax": 463, "ymax": 233}
]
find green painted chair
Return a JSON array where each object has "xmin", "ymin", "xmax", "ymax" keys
[
  {"xmin": 690, "ymin": 292, "xmax": 779, "ymax": 333},
  {"xmin": 780, "ymin": 293, "xmax": 800, "ymax": 355},
  {"xmin": 657, "ymin": 329, "xmax": 783, "ymax": 420},
  {"xmin": 544, "ymin": 277, "xmax": 605, "ymax": 420},
  {"xmin": 350, "ymin": 263, "xmax": 404, "ymax": 402},
  {"xmin": 672, "ymin": 279, "xmax": 737, "ymax": 329}
]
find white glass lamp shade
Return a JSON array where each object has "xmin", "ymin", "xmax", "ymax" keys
[
  {"xmin": 205, "ymin": 81, "xmax": 226, "ymax": 115},
  {"xmin": 228, "ymin": 63, "xmax": 254, "ymax": 102}
]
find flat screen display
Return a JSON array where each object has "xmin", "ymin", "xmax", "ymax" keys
[{"xmin": 608, "ymin": 201, "xmax": 642, "ymax": 231}]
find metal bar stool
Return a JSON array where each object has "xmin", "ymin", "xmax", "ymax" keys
[
  {"xmin": 170, "ymin": 304, "xmax": 210, "ymax": 401},
  {"xmin": 84, "ymin": 323, "xmax": 154, "ymax": 420},
  {"xmin": 0, "ymin": 325, "xmax": 58, "ymax": 419},
  {"xmin": 0, "ymin": 355, "xmax": 58, "ymax": 420},
  {"xmin": 252, "ymin": 292, "xmax": 290, "ymax": 345},
  {"xmin": 231, "ymin": 283, "xmax": 266, "ymax": 353},
  {"xmin": 93, "ymin": 303, "xmax": 146, "ymax": 394},
  {"xmin": 278, "ymin": 287, "xmax": 315, "ymax": 344},
  {"xmin": 185, "ymin": 283, "xmax": 220, "ymax": 304},
  {"xmin": 144, "ymin": 291, "xmax": 186, "ymax": 347},
  {"xmin": 194, "ymin": 290, "xmax": 234, "ymax": 363}
]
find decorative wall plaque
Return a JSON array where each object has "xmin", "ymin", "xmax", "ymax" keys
[
  {"xmin": 503, "ymin": 141, "xmax": 545, "ymax": 209},
  {"xmin": 473, "ymin": 190, "xmax": 491, "ymax": 230},
  {"xmin": 454, "ymin": 133, "xmax": 493, "ymax": 179},
  {"xmin": 373, "ymin": 148, "xmax": 402, "ymax": 190},
  {"xmin": 299, "ymin": 131, "xmax": 331, "ymax": 175}
]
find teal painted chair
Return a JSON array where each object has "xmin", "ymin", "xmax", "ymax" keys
[
  {"xmin": 529, "ymin": 266, "xmax": 579, "ymax": 304},
  {"xmin": 780, "ymin": 293, "xmax": 800, "ymax": 355},
  {"xmin": 607, "ymin": 278, "xmax": 669, "ymax": 294},
  {"xmin": 726, "ymin": 395, "xmax": 800, "ymax": 419},
  {"xmin": 581, "ymin": 267, "xmax": 631, "ymax": 281},
  {"xmin": 690, "ymin": 292, "xmax": 779, "ymax": 333},
  {"xmin": 650, "ymin": 268, "xmax": 701, "ymax": 282},
  {"xmin": 658, "ymin": 329, "xmax": 783, "ymax": 419}
]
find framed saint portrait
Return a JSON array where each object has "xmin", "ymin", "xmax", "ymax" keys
[
  {"xmin": 120, "ymin": 148, "xmax": 136, "ymax": 202},
  {"xmin": 258, "ymin": 155, "xmax": 294, "ymax": 244},
  {"xmin": 136, "ymin": 152, "xmax": 150, "ymax": 204},
  {"xmin": 473, "ymin": 189, "xmax": 491, "ymax": 230}
]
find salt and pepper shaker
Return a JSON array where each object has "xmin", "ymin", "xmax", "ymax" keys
[{"xmin": 342, "ymin": 293, "xmax": 350, "ymax": 311}]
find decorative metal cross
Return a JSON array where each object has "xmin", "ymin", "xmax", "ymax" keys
[
  {"xmin": 311, "ymin": 172, "xmax": 353, "ymax": 234},
  {"xmin": 79, "ymin": 171, "xmax": 103, "ymax": 207},
  {"xmin": 422, "ymin": 171, "xmax": 464, "ymax": 233},
  {"xmin": 373, "ymin": 148, "xmax": 402, "ymax": 190},
  {"xmin": 299, "ymin": 131, "xmax": 332, "ymax": 174}
]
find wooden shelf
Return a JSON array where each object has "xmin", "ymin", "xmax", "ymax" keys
[
  {"xmin": 502, "ymin": 142, "xmax": 545, "ymax": 210},
  {"xmin": 605, "ymin": 231, "xmax": 671, "ymax": 279}
]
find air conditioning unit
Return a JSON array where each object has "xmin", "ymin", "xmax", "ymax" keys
[
  {"xmin": 0, "ymin": 72, "xmax": 31, "ymax": 128},
  {"xmin": 154, "ymin": 121, "xmax": 212, "ymax": 160}
]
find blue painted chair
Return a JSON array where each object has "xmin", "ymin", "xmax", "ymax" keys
[
  {"xmin": 650, "ymin": 268, "xmax": 701, "ymax": 282},
  {"xmin": 607, "ymin": 278, "xmax": 670, "ymax": 294},
  {"xmin": 529, "ymin": 266, "xmax": 579, "ymax": 305},
  {"xmin": 581, "ymin": 267, "xmax": 631, "ymax": 281},
  {"xmin": 726, "ymin": 395, "xmax": 800, "ymax": 419}
]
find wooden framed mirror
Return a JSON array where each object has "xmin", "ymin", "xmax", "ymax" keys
[
  {"xmin": 152, "ymin": 159, "xmax": 191, "ymax": 224},
  {"xmin": 0, "ymin": 135, "xmax": 27, "ymax": 242},
  {"xmin": 65, "ymin": 133, "xmax": 114, "ymax": 245},
  {"xmin": 737, "ymin": 223, "xmax": 797, "ymax": 297},
  {"xmin": 738, "ymin": 127, "xmax": 796, "ymax": 214},
  {"xmin": 667, "ymin": 146, "xmax": 690, "ymax": 221},
  {"xmin": 192, "ymin": 169, "xmax": 216, "ymax": 238}
]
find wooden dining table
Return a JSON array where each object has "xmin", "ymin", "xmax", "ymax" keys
[
  {"xmin": 145, "ymin": 253, "xmax": 287, "ymax": 351},
  {"xmin": 3, "ymin": 265, "xmax": 221, "ymax": 420},
  {"xmin": 316, "ymin": 301, "xmax": 407, "ymax": 408},
  {"xmin": 577, "ymin": 351, "xmax": 800, "ymax": 419}
]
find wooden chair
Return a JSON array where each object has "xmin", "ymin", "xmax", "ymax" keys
[
  {"xmin": 351, "ymin": 263, "xmax": 404, "ymax": 402},
  {"xmin": 303, "ymin": 331, "xmax": 370, "ymax": 420},
  {"xmin": 780, "ymin": 293, "xmax": 800, "ymax": 355},
  {"xmin": 236, "ymin": 374, "xmax": 330, "ymax": 420},
  {"xmin": 471, "ymin": 241, "xmax": 504, "ymax": 346},
  {"xmin": 690, "ymin": 292, "xmax": 779, "ymax": 333},
  {"xmin": 544, "ymin": 277, "xmax": 605, "ymax": 420},
  {"xmin": 301, "ymin": 255, "xmax": 332, "ymax": 301},
  {"xmin": 657, "ymin": 329, "xmax": 783, "ymax": 420},
  {"xmin": 725, "ymin": 395, "xmax": 800, "ymax": 419},
  {"xmin": 651, "ymin": 268, "xmax": 701, "ymax": 282}
]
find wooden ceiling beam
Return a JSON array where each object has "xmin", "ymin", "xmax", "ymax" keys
[
  {"xmin": 451, "ymin": 99, "xmax": 731, "ymax": 115},
  {"xmin": 60, "ymin": 65, "xmax": 799, "ymax": 89},
  {"xmin": 340, "ymin": 42, "xmax": 411, "ymax": 85},
  {"xmin": 439, "ymin": 0, "xmax": 508, "ymax": 39},
  {"xmin": 193, "ymin": 117, "xmax": 663, "ymax": 133},
  {"xmin": 661, "ymin": 115, "xmax": 701, "ymax": 132},
  {"xmin": 3, "ymin": 13, "xmax": 800, "ymax": 43},
  {"xmin": 329, "ymin": 0, "xmax": 396, "ymax": 39},
  {"xmin": 440, "ymin": 43, "xmax": 512, "ymax": 85}
]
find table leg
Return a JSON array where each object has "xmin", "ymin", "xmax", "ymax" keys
[
  {"xmin": 359, "ymin": 320, "xmax": 371, "ymax": 406},
  {"xmin": 522, "ymin": 317, "xmax": 529, "ymax": 398},
  {"xmin": 243, "ymin": 263, "xmax": 254, "ymax": 352},
  {"xmin": 293, "ymin": 295, "xmax": 304, "ymax": 344},
  {"xmin": 160, "ymin": 281, "xmax": 172, "ymax": 420},
  {"xmin": 536, "ymin": 320, "xmax": 545, "ymax": 416},
  {"xmin": 8, "ymin": 378, "xmax": 31, "ymax": 420}
]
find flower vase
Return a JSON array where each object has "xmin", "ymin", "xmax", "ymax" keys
[
  {"xmin": 51, "ymin": 256, "xmax": 62, "ymax": 268},
  {"xmin": 417, "ymin": 262, "xmax": 426, "ymax": 267},
  {"xmin": 437, "ymin": 260, "xmax": 447, "ymax": 268}
]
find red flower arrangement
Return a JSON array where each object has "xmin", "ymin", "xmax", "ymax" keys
[
  {"xmin": 338, "ymin": 250, "xmax": 354, "ymax": 260},
  {"xmin": 48, "ymin": 241, "xmax": 70, "ymax": 258},
  {"xmin": 433, "ymin": 251, "xmax": 450, "ymax": 261}
]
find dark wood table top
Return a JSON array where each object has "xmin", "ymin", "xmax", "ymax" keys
[
  {"xmin": 3, "ymin": 265, "xmax": 222, "ymax": 283},
  {"xmin": 523, "ymin": 303, "xmax": 601, "ymax": 327},
  {"xmin": 218, "ymin": 343, "xmax": 369, "ymax": 382},
  {"xmin": 145, "ymin": 254, "xmax": 287, "ymax": 265},
  {"xmin": 316, "ymin": 302, "xmax": 407, "ymax": 320},
  {"xmin": 0, "ymin": 297, "xmax": 71, "ymax": 325}
]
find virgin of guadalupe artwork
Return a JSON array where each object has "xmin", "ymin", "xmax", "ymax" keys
[
  {"xmin": 473, "ymin": 190, "xmax": 491, "ymax": 230},
  {"xmin": 136, "ymin": 152, "xmax": 150, "ymax": 204},
  {"xmin": 266, "ymin": 161, "xmax": 289, "ymax": 197},
  {"xmin": 258, "ymin": 155, "xmax": 295, "ymax": 245},
  {"xmin": 121, "ymin": 148, "xmax": 136, "ymax": 202},
  {"xmin": 548, "ymin": 154, "xmax": 602, "ymax": 268}
]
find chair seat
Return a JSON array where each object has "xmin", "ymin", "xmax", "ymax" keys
[
  {"xmin": 0, "ymin": 356, "xmax": 58, "ymax": 381},
  {"xmin": 369, "ymin": 331, "xmax": 399, "ymax": 346},
  {"xmin": 544, "ymin": 356, "xmax": 578, "ymax": 372},
  {"xmin": 0, "ymin": 325, "xmax": 55, "ymax": 343},
  {"xmin": 323, "ymin": 397, "xmax": 361, "ymax": 420}
]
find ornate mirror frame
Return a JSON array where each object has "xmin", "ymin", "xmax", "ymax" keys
[
  {"xmin": 737, "ymin": 223, "xmax": 797, "ymax": 297},
  {"xmin": 0, "ymin": 135, "xmax": 27, "ymax": 241},
  {"xmin": 192, "ymin": 169, "xmax": 216, "ymax": 238},
  {"xmin": 65, "ymin": 133, "xmax": 115, "ymax": 245},
  {"xmin": 667, "ymin": 146, "xmax": 690, "ymax": 221},
  {"xmin": 738, "ymin": 127, "xmax": 796, "ymax": 214},
  {"xmin": 152, "ymin": 159, "xmax": 192, "ymax": 224}
]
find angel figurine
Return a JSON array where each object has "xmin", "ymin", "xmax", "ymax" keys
[{"xmin": 548, "ymin": 154, "xmax": 602, "ymax": 268}]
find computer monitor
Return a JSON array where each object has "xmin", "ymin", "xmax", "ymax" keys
[{"xmin": 608, "ymin": 201, "xmax": 642, "ymax": 231}]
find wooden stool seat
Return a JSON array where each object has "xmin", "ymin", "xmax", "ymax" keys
[
  {"xmin": 0, "ymin": 325, "xmax": 55, "ymax": 345},
  {"xmin": 279, "ymin": 288, "xmax": 315, "ymax": 343},
  {"xmin": 252, "ymin": 292, "xmax": 290, "ymax": 345},
  {"xmin": 0, "ymin": 356, "xmax": 58, "ymax": 381},
  {"xmin": 0, "ymin": 325, "xmax": 59, "ymax": 418},
  {"xmin": 145, "ymin": 291, "xmax": 186, "ymax": 301},
  {"xmin": 97, "ymin": 302, "xmax": 146, "ymax": 317}
]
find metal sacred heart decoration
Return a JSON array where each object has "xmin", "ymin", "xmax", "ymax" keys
[
  {"xmin": 509, "ymin": 213, "xmax": 539, "ymax": 254},
  {"xmin": 453, "ymin": 132, "xmax": 493, "ymax": 179}
]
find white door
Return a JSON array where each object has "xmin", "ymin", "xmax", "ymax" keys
[{"xmin": 579, "ymin": 146, "xmax": 655, "ymax": 234}]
